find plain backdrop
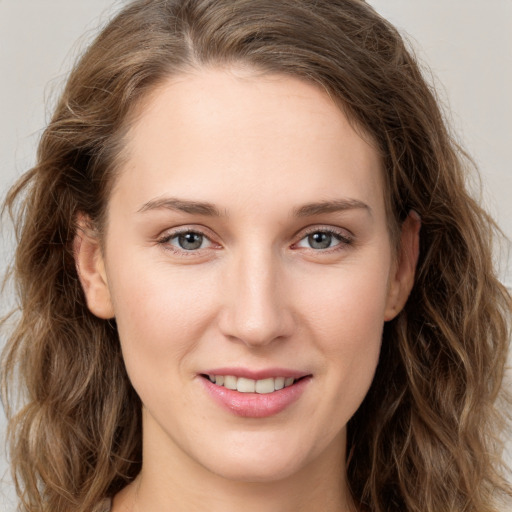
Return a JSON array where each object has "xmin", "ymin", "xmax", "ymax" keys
[{"xmin": 1, "ymin": 1, "xmax": 511, "ymax": 509}]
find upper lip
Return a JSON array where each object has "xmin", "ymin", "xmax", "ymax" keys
[{"xmin": 200, "ymin": 367, "xmax": 311, "ymax": 380}]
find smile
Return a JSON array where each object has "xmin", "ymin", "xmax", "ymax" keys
[
  {"xmin": 205, "ymin": 374, "xmax": 298, "ymax": 394},
  {"xmin": 200, "ymin": 372, "xmax": 312, "ymax": 418}
]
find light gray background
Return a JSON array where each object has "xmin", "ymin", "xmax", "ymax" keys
[{"xmin": 1, "ymin": 1, "xmax": 511, "ymax": 509}]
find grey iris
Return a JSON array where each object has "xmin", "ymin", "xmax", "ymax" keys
[
  {"xmin": 178, "ymin": 233, "xmax": 203, "ymax": 250},
  {"xmin": 308, "ymin": 232, "xmax": 332, "ymax": 249}
]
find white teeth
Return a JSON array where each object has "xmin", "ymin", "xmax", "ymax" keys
[
  {"xmin": 274, "ymin": 377, "xmax": 285, "ymax": 390},
  {"xmin": 223, "ymin": 375, "xmax": 237, "ymax": 390},
  {"xmin": 206, "ymin": 374, "xmax": 299, "ymax": 393},
  {"xmin": 237, "ymin": 377, "xmax": 255, "ymax": 393},
  {"xmin": 255, "ymin": 378, "xmax": 275, "ymax": 394}
]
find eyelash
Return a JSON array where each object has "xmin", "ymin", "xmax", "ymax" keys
[
  {"xmin": 294, "ymin": 227, "xmax": 353, "ymax": 251},
  {"xmin": 156, "ymin": 226, "xmax": 353, "ymax": 256},
  {"xmin": 157, "ymin": 228, "xmax": 217, "ymax": 256}
]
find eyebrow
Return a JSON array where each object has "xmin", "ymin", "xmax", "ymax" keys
[
  {"xmin": 293, "ymin": 199, "xmax": 372, "ymax": 217},
  {"xmin": 137, "ymin": 197, "xmax": 223, "ymax": 216},
  {"xmin": 137, "ymin": 197, "xmax": 371, "ymax": 217}
]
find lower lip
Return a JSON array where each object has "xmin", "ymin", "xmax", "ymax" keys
[{"xmin": 200, "ymin": 376, "xmax": 312, "ymax": 418}]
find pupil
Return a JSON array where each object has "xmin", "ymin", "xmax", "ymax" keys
[
  {"xmin": 309, "ymin": 232, "xmax": 331, "ymax": 249},
  {"xmin": 179, "ymin": 233, "xmax": 203, "ymax": 250}
]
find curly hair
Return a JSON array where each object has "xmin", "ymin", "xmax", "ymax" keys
[{"xmin": 2, "ymin": 1, "xmax": 511, "ymax": 511}]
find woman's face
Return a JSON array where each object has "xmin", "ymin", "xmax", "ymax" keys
[{"xmin": 78, "ymin": 67, "xmax": 418, "ymax": 483}]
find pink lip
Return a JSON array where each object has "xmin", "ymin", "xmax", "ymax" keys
[{"xmin": 199, "ymin": 372, "xmax": 312, "ymax": 418}]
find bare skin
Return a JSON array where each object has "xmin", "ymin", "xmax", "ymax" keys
[{"xmin": 76, "ymin": 67, "xmax": 420, "ymax": 512}]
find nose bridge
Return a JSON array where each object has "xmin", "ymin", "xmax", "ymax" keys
[{"xmin": 219, "ymin": 243, "xmax": 293, "ymax": 346}]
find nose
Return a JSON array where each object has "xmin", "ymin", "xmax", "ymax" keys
[{"xmin": 217, "ymin": 247, "xmax": 295, "ymax": 348}]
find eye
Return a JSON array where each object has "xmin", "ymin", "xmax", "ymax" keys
[
  {"xmin": 295, "ymin": 229, "xmax": 352, "ymax": 250},
  {"xmin": 160, "ymin": 230, "xmax": 214, "ymax": 252}
]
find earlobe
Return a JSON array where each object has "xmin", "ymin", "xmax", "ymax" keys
[
  {"xmin": 73, "ymin": 215, "xmax": 115, "ymax": 319},
  {"xmin": 384, "ymin": 210, "xmax": 421, "ymax": 321}
]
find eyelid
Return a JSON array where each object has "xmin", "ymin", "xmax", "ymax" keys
[
  {"xmin": 292, "ymin": 225, "xmax": 354, "ymax": 250},
  {"xmin": 156, "ymin": 225, "xmax": 221, "ymax": 255},
  {"xmin": 154, "ymin": 224, "xmax": 354, "ymax": 255}
]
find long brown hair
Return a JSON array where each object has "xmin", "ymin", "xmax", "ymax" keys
[{"xmin": 2, "ymin": 1, "xmax": 511, "ymax": 511}]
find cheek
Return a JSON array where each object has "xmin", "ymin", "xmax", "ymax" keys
[
  {"xmin": 318, "ymin": 284, "xmax": 385, "ymax": 377},
  {"xmin": 106, "ymin": 252, "xmax": 220, "ymax": 379},
  {"xmin": 294, "ymin": 256, "xmax": 391, "ymax": 348},
  {"xmin": 291, "ymin": 254, "xmax": 391, "ymax": 411}
]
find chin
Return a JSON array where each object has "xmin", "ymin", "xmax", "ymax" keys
[
  {"xmin": 194, "ymin": 438, "xmax": 315, "ymax": 484},
  {"xmin": 207, "ymin": 457, "xmax": 305, "ymax": 484}
]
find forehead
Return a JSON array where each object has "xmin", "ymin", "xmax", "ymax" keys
[{"xmin": 112, "ymin": 67, "xmax": 385, "ymax": 219}]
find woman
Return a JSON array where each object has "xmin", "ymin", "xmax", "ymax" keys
[{"xmin": 2, "ymin": 0, "xmax": 510, "ymax": 511}]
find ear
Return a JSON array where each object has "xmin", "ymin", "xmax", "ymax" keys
[
  {"xmin": 73, "ymin": 215, "xmax": 115, "ymax": 319},
  {"xmin": 384, "ymin": 211, "xmax": 421, "ymax": 321}
]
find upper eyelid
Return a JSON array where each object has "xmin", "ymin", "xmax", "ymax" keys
[
  {"xmin": 158, "ymin": 225, "xmax": 216, "ymax": 240},
  {"xmin": 295, "ymin": 224, "xmax": 353, "ymax": 241}
]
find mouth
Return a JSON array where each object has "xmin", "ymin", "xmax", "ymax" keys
[
  {"xmin": 199, "ymin": 372, "xmax": 312, "ymax": 418},
  {"xmin": 200, "ymin": 374, "xmax": 309, "ymax": 394}
]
